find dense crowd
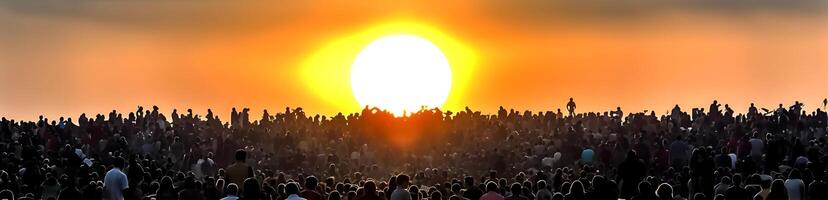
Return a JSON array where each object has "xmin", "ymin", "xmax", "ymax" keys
[{"xmin": 0, "ymin": 98, "xmax": 827, "ymax": 200}]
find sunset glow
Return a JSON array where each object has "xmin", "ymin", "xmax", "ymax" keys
[
  {"xmin": 351, "ymin": 35, "xmax": 452, "ymax": 116},
  {"xmin": 4, "ymin": 1, "xmax": 828, "ymax": 197},
  {"xmin": 1, "ymin": 1, "xmax": 827, "ymax": 120},
  {"xmin": 300, "ymin": 21, "xmax": 476, "ymax": 115}
]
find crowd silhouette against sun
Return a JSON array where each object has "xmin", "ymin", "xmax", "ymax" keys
[
  {"xmin": 0, "ymin": 99, "xmax": 827, "ymax": 200},
  {"xmin": 2, "ymin": 1, "xmax": 828, "ymax": 200}
]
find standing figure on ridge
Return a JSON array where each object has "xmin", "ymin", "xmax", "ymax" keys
[{"xmin": 566, "ymin": 98, "xmax": 577, "ymax": 117}]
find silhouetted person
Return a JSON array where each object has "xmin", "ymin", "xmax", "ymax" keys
[
  {"xmin": 330, "ymin": 191, "xmax": 342, "ymax": 200},
  {"xmin": 432, "ymin": 191, "xmax": 443, "ymax": 200},
  {"xmin": 179, "ymin": 177, "xmax": 204, "ymax": 200},
  {"xmin": 619, "ymin": 150, "xmax": 646, "ymax": 198},
  {"xmin": 783, "ymin": 170, "xmax": 804, "ymax": 200},
  {"xmin": 0, "ymin": 190, "xmax": 13, "ymax": 200},
  {"xmin": 505, "ymin": 183, "xmax": 528, "ymax": 200},
  {"xmin": 765, "ymin": 180, "xmax": 787, "ymax": 200},
  {"xmin": 654, "ymin": 183, "xmax": 673, "ymax": 200},
  {"xmin": 823, "ymin": 98, "xmax": 827, "ymax": 110},
  {"xmin": 243, "ymin": 178, "xmax": 261, "ymax": 200},
  {"xmin": 564, "ymin": 181, "xmax": 585, "ymax": 200},
  {"xmin": 566, "ymin": 98, "xmax": 576, "ymax": 117},
  {"xmin": 670, "ymin": 136, "xmax": 690, "ymax": 168},
  {"xmin": 286, "ymin": 182, "xmax": 306, "ymax": 200},
  {"xmin": 464, "ymin": 176, "xmax": 484, "ymax": 200},
  {"xmin": 726, "ymin": 174, "xmax": 749, "ymax": 200},
  {"xmin": 631, "ymin": 181, "xmax": 654, "ymax": 200},
  {"xmin": 156, "ymin": 176, "xmax": 177, "ymax": 200},
  {"xmin": 358, "ymin": 181, "xmax": 383, "ymax": 200},
  {"xmin": 535, "ymin": 180, "xmax": 553, "ymax": 200},
  {"xmin": 57, "ymin": 176, "xmax": 82, "ymax": 200},
  {"xmin": 301, "ymin": 176, "xmax": 324, "ymax": 200},
  {"xmin": 221, "ymin": 183, "xmax": 240, "ymax": 200},
  {"xmin": 226, "ymin": 150, "xmax": 254, "ymax": 190},
  {"xmin": 714, "ymin": 176, "xmax": 732, "ymax": 196},
  {"xmin": 481, "ymin": 181, "xmax": 504, "ymax": 200},
  {"xmin": 391, "ymin": 175, "xmax": 412, "ymax": 200},
  {"xmin": 709, "ymin": 100, "xmax": 721, "ymax": 121},
  {"xmin": 551, "ymin": 193, "xmax": 563, "ymax": 200},
  {"xmin": 715, "ymin": 147, "xmax": 732, "ymax": 169},
  {"xmin": 103, "ymin": 157, "xmax": 128, "ymax": 200}
]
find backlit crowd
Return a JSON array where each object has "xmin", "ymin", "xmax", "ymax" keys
[{"xmin": 0, "ymin": 98, "xmax": 826, "ymax": 200}]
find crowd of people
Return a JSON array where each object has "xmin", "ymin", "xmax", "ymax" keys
[{"xmin": 0, "ymin": 98, "xmax": 827, "ymax": 200}]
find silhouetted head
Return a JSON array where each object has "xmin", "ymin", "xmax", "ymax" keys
[
  {"xmin": 638, "ymin": 181, "xmax": 652, "ymax": 195},
  {"xmin": 431, "ymin": 191, "xmax": 442, "ymax": 200},
  {"xmin": 486, "ymin": 181, "xmax": 498, "ymax": 192},
  {"xmin": 510, "ymin": 183, "xmax": 522, "ymax": 196},
  {"xmin": 244, "ymin": 178, "xmax": 261, "ymax": 199},
  {"xmin": 235, "ymin": 149, "xmax": 247, "ymax": 162},
  {"xmin": 655, "ymin": 183, "xmax": 673, "ymax": 200},
  {"xmin": 732, "ymin": 174, "xmax": 742, "ymax": 186},
  {"xmin": 769, "ymin": 179, "xmax": 786, "ymax": 197},
  {"xmin": 329, "ymin": 191, "xmax": 341, "ymax": 200},
  {"xmin": 464, "ymin": 176, "xmax": 474, "ymax": 186},
  {"xmin": 286, "ymin": 182, "xmax": 300, "ymax": 195},
  {"xmin": 451, "ymin": 183, "xmax": 461, "ymax": 194},
  {"xmin": 409, "ymin": 185, "xmax": 420, "ymax": 199},
  {"xmin": 537, "ymin": 180, "xmax": 547, "ymax": 190},
  {"xmin": 568, "ymin": 180, "xmax": 584, "ymax": 196},
  {"xmin": 113, "ymin": 157, "xmax": 126, "ymax": 169},
  {"xmin": 551, "ymin": 193, "xmax": 563, "ymax": 200},
  {"xmin": 363, "ymin": 181, "xmax": 377, "ymax": 194},
  {"xmin": 305, "ymin": 176, "xmax": 318, "ymax": 190},
  {"xmin": 0, "ymin": 189, "xmax": 13, "ymax": 200},
  {"xmin": 397, "ymin": 174, "xmax": 410, "ymax": 186}
]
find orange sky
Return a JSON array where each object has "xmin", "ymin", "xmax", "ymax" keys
[{"xmin": 1, "ymin": 1, "xmax": 828, "ymax": 120}]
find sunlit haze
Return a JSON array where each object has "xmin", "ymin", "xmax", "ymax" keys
[
  {"xmin": 351, "ymin": 35, "xmax": 452, "ymax": 116},
  {"xmin": 2, "ymin": 1, "xmax": 827, "ymax": 120}
]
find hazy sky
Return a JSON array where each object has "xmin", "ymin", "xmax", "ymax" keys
[{"xmin": 2, "ymin": 0, "xmax": 828, "ymax": 120}]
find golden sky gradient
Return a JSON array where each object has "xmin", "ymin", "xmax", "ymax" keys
[{"xmin": 2, "ymin": 1, "xmax": 828, "ymax": 120}]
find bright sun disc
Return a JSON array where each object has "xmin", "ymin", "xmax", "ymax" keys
[{"xmin": 351, "ymin": 35, "xmax": 452, "ymax": 116}]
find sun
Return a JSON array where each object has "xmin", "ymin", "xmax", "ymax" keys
[
  {"xmin": 300, "ymin": 21, "xmax": 477, "ymax": 115},
  {"xmin": 351, "ymin": 35, "xmax": 451, "ymax": 116}
]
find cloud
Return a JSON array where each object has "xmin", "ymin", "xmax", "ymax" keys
[
  {"xmin": 1, "ymin": 1, "xmax": 307, "ymax": 32},
  {"xmin": 482, "ymin": 0, "xmax": 828, "ymax": 23}
]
